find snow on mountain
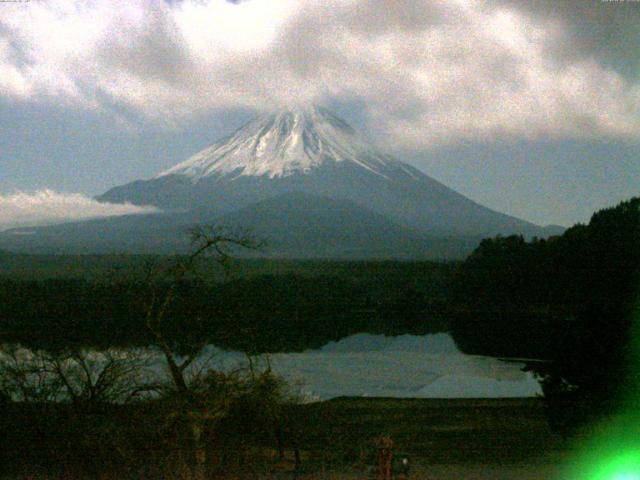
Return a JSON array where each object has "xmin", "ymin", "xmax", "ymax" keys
[
  {"xmin": 0, "ymin": 106, "xmax": 562, "ymax": 255},
  {"xmin": 88, "ymin": 104, "xmax": 560, "ymax": 254},
  {"xmin": 157, "ymin": 106, "xmax": 407, "ymax": 181}
]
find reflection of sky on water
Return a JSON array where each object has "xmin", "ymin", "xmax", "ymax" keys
[
  {"xmin": 192, "ymin": 333, "xmax": 541, "ymax": 400},
  {"xmin": 1, "ymin": 333, "xmax": 542, "ymax": 402}
]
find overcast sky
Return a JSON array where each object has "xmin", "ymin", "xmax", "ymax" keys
[{"xmin": 1, "ymin": 0, "xmax": 639, "ymax": 229}]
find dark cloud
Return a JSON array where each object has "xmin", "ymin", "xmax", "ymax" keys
[
  {"xmin": 0, "ymin": 0, "xmax": 638, "ymax": 147},
  {"xmin": 493, "ymin": 0, "xmax": 640, "ymax": 78}
]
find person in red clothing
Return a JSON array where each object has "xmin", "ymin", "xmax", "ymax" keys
[{"xmin": 377, "ymin": 435, "xmax": 394, "ymax": 480}]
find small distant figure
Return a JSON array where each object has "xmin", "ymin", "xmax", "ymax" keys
[
  {"xmin": 394, "ymin": 455, "xmax": 410, "ymax": 479},
  {"xmin": 377, "ymin": 435, "xmax": 394, "ymax": 480}
]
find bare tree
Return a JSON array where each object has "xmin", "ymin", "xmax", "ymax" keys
[
  {"xmin": 50, "ymin": 348, "xmax": 155, "ymax": 406},
  {"xmin": 0, "ymin": 345, "xmax": 64, "ymax": 403},
  {"xmin": 0, "ymin": 345, "xmax": 153, "ymax": 406},
  {"xmin": 142, "ymin": 225, "xmax": 263, "ymax": 480}
]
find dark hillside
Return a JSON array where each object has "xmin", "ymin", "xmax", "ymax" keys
[{"xmin": 450, "ymin": 197, "xmax": 640, "ymax": 431}]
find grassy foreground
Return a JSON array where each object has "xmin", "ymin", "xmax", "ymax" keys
[
  {"xmin": 301, "ymin": 397, "xmax": 564, "ymax": 464},
  {"xmin": 278, "ymin": 397, "xmax": 570, "ymax": 479},
  {"xmin": 1, "ymin": 397, "xmax": 571, "ymax": 479}
]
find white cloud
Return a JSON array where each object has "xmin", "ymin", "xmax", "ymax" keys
[
  {"xmin": 0, "ymin": 0, "xmax": 638, "ymax": 148},
  {"xmin": 0, "ymin": 190, "xmax": 160, "ymax": 231}
]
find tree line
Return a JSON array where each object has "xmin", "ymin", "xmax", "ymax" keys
[
  {"xmin": 450, "ymin": 197, "xmax": 640, "ymax": 432},
  {"xmin": 0, "ymin": 266, "xmax": 452, "ymax": 354}
]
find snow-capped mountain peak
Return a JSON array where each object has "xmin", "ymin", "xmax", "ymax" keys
[
  {"xmin": 95, "ymin": 105, "xmax": 551, "ymax": 251},
  {"xmin": 157, "ymin": 106, "xmax": 396, "ymax": 180}
]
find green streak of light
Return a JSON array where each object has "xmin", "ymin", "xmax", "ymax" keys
[
  {"xmin": 590, "ymin": 451, "xmax": 640, "ymax": 480},
  {"xmin": 563, "ymin": 304, "xmax": 640, "ymax": 480}
]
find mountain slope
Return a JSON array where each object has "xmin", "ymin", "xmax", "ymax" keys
[
  {"xmin": 216, "ymin": 192, "xmax": 482, "ymax": 259},
  {"xmin": 0, "ymin": 212, "xmax": 190, "ymax": 255},
  {"xmin": 0, "ymin": 193, "xmax": 481, "ymax": 258},
  {"xmin": 5, "ymin": 106, "xmax": 560, "ymax": 257},
  {"xmin": 98, "ymin": 106, "xmax": 550, "ymax": 238}
]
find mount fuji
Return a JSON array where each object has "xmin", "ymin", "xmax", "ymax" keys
[{"xmin": 1, "ymin": 106, "xmax": 561, "ymax": 257}]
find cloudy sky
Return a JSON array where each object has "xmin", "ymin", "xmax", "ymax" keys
[{"xmin": 1, "ymin": 0, "xmax": 639, "ymax": 229}]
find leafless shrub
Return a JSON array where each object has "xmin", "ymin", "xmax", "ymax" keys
[{"xmin": 0, "ymin": 344, "xmax": 156, "ymax": 406}]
